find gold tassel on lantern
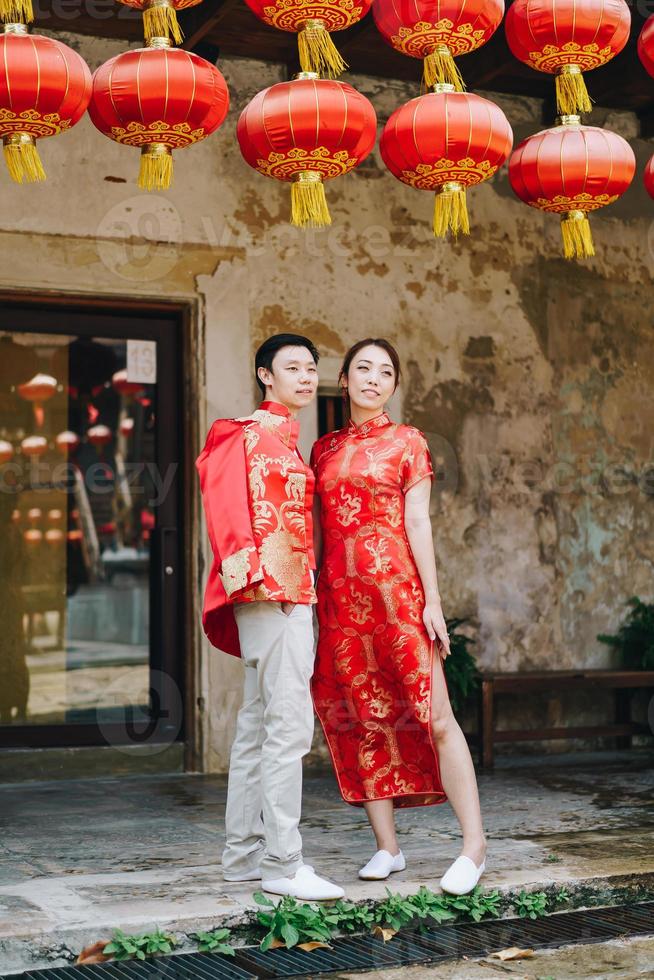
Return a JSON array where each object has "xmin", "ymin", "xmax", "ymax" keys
[
  {"xmin": 139, "ymin": 143, "xmax": 173, "ymax": 190},
  {"xmin": 291, "ymin": 171, "xmax": 331, "ymax": 228},
  {"xmin": 555, "ymin": 65, "xmax": 592, "ymax": 115},
  {"xmin": 433, "ymin": 181, "xmax": 470, "ymax": 238},
  {"xmin": 3, "ymin": 134, "xmax": 46, "ymax": 183},
  {"xmin": 561, "ymin": 209, "xmax": 594, "ymax": 259},
  {"xmin": 0, "ymin": 0, "xmax": 33, "ymax": 23},
  {"xmin": 143, "ymin": 0, "xmax": 183, "ymax": 45},
  {"xmin": 423, "ymin": 45, "xmax": 466, "ymax": 91},
  {"xmin": 298, "ymin": 20, "xmax": 348, "ymax": 77}
]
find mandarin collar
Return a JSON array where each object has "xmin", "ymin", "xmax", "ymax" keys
[
  {"xmin": 260, "ymin": 400, "xmax": 292, "ymax": 419},
  {"xmin": 347, "ymin": 412, "xmax": 392, "ymax": 438}
]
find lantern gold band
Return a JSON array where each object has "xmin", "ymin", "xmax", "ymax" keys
[
  {"xmin": 3, "ymin": 133, "xmax": 35, "ymax": 148},
  {"xmin": 300, "ymin": 18, "xmax": 326, "ymax": 31},
  {"xmin": 295, "ymin": 71, "xmax": 320, "ymax": 80},
  {"xmin": 145, "ymin": 0, "xmax": 171, "ymax": 8},
  {"xmin": 440, "ymin": 180, "xmax": 464, "ymax": 196},
  {"xmin": 293, "ymin": 170, "xmax": 322, "ymax": 184},
  {"xmin": 147, "ymin": 35, "xmax": 172, "ymax": 48},
  {"xmin": 559, "ymin": 114, "xmax": 581, "ymax": 126},
  {"xmin": 141, "ymin": 142, "xmax": 171, "ymax": 159},
  {"xmin": 558, "ymin": 64, "xmax": 582, "ymax": 77},
  {"xmin": 566, "ymin": 210, "xmax": 586, "ymax": 222},
  {"xmin": 3, "ymin": 22, "xmax": 28, "ymax": 34},
  {"xmin": 433, "ymin": 83, "xmax": 455, "ymax": 94}
]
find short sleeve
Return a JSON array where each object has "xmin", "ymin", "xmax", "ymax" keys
[{"xmin": 400, "ymin": 429, "xmax": 434, "ymax": 492}]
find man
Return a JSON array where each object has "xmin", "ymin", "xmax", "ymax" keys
[{"xmin": 196, "ymin": 333, "xmax": 344, "ymax": 901}]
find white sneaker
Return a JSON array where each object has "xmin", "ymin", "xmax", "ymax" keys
[
  {"xmin": 439, "ymin": 855, "xmax": 486, "ymax": 895},
  {"xmin": 262, "ymin": 864, "xmax": 345, "ymax": 901},
  {"xmin": 223, "ymin": 868, "xmax": 262, "ymax": 882},
  {"xmin": 358, "ymin": 849, "xmax": 406, "ymax": 880}
]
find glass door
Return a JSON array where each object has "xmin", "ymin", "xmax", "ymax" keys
[{"xmin": 0, "ymin": 301, "xmax": 184, "ymax": 749}]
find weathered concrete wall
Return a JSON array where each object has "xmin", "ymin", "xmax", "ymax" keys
[{"xmin": 1, "ymin": 33, "xmax": 652, "ymax": 767}]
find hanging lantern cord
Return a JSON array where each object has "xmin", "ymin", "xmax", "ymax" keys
[
  {"xmin": 143, "ymin": 0, "xmax": 183, "ymax": 45},
  {"xmin": 298, "ymin": 19, "xmax": 348, "ymax": 77},
  {"xmin": 139, "ymin": 143, "xmax": 173, "ymax": 191}
]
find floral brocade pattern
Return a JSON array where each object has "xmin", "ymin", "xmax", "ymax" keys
[{"xmin": 311, "ymin": 414, "xmax": 447, "ymax": 809}]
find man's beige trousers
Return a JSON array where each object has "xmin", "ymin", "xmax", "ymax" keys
[{"xmin": 222, "ymin": 600, "xmax": 316, "ymax": 881}]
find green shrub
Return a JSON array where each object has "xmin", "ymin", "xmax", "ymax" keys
[
  {"xmin": 598, "ymin": 597, "xmax": 654, "ymax": 669},
  {"xmin": 444, "ymin": 616, "xmax": 480, "ymax": 713}
]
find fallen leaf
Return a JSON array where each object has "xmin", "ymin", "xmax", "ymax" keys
[
  {"xmin": 489, "ymin": 947, "xmax": 535, "ymax": 961},
  {"xmin": 372, "ymin": 926, "xmax": 397, "ymax": 943},
  {"xmin": 268, "ymin": 937, "xmax": 286, "ymax": 949},
  {"xmin": 297, "ymin": 942, "xmax": 333, "ymax": 951},
  {"xmin": 76, "ymin": 941, "xmax": 113, "ymax": 965}
]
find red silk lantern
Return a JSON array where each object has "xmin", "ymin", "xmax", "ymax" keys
[
  {"xmin": 373, "ymin": 0, "xmax": 504, "ymax": 89},
  {"xmin": 505, "ymin": 0, "xmax": 630, "ymax": 116},
  {"xmin": 87, "ymin": 424, "xmax": 112, "ymax": 448},
  {"xmin": 56, "ymin": 430, "xmax": 80, "ymax": 455},
  {"xmin": 237, "ymin": 73, "xmax": 377, "ymax": 228},
  {"xmin": 17, "ymin": 373, "xmax": 57, "ymax": 428},
  {"xmin": 0, "ymin": 24, "xmax": 91, "ymax": 183},
  {"xmin": 380, "ymin": 86, "xmax": 512, "ymax": 238},
  {"xmin": 89, "ymin": 39, "xmax": 229, "ymax": 190},
  {"xmin": 21, "ymin": 435, "xmax": 47, "ymax": 456},
  {"xmin": 0, "ymin": 439, "xmax": 13, "ymax": 463},
  {"xmin": 112, "ymin": 369, "xmax": 144, "ymax": 398},
  {"xmin": 120, "ymin": 417, "xmax": 135, "ymax": 436},
  {"xmin": 112, "ymin": 0, "xmax": 203, "ymax": 45},
  {"xmin": 638, "ymin": 16, "xmax": 654, "ymax": 78},
  {"xmin": 509, "ymin": 117, "xmax": 635, "ymax": 259},
  {"xmin": 244, "ymin": 0, "xmax": 373, "ymax": 77},
  {"xmin": 644, "ymin": 154, "xmax": 654, "ymax": 200}
]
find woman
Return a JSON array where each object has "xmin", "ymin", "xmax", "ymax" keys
[{"xmin": 311, "ymin": 339, "xmax": 486, "ymax": 896}]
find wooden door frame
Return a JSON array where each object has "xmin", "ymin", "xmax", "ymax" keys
[{"xmin": 0, "ymin": 289, "xmax": 203, "ymax": 773}]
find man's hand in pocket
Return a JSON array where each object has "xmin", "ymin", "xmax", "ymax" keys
[{"xmin": 281, "ymin": 602, "xmax": 296, "ymax": 617}]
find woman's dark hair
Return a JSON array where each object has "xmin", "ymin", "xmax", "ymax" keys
[
  {"xmin": 339, "ymin": 338, "xmax": 401, "ymax": 393},
  {"xmin": 255, "ymin": 333, "xmax": 320, "ymax": 397}
]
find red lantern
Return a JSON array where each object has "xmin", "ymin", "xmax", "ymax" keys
[
  {"xmin": 89, "ymin": 39, "xmax": 229, "ymax": 190},
  {"xmin": 644, "ymin": 154, "xmax": 654, "ymax": 200},
  {"xmin": 0, "ymin": 439, "xmax": 13, "ymax": 463},
  {"xmin": 237, "ymin": 73, "xmax": 377, "ymax": 228},
  {"xmin": 45, "ymin": 528, "xmax": 64, "ymax": 545},
  {"xmin": 380, "ymin": 86, "xmax": 512, "ymax": 238},
  {"xmin": 638, "ymin": 16, "xmax": 654, "ymax": 78},
  {"xmin": 21, "ymin": 435, "xmax": 47, "ymax": 456},
  {"xmin": 17, "ymin": 373, "xmax": 58, "ymax": 428},
  {"xmin": 112, "ymin": 0, "xmax": 203, "ymax": 45},
  {"xmin": 0, "ymin": 24, "xmax": 91, "ymax": 183},
  {"xmin": 244, "ymin": 0, "xmax": 373, "ymax": 77},
  {"xmin": 120, "ymin": 417, "xmax": 135, "ymax": 437},
  {"xmin": 505, "ymin": 0, "xmax": 630, "ymax": 116},
  {"xmin": 112, "ymin": 369, "xmax": 144, "ymax": 398},
  {"xmin": 373, "ymin": 0, "xmax": 504, "ymax": 89},
  {"xmin": 87, "ymin": 425, "xmax": 112, "ymax": 449},
  {"xmin": 509, "ymin": 117, "xmax": 635, "ymax": 259},
  {"xmin": 56, "ymin": 430, "xmax": 80, "ymax": 455}
]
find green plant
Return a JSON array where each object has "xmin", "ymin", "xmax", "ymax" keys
[
  {"xmin": 103, "ymin": 927, "xmax": 177, "ymax": 961},
  {"xmin": 321, "ymin": 900, "xmax": 375, "ymax": 934},
  {"xmin": 407, "ymin": 886, "xmax": 457, "ymax": 925},
  {"xmin": 554, "ymin": 887, "xmax": 570, "ymax": 904},
  {"xmin": 443, "ymin": 887, "xmax": 502, "ymax": 922},
  {"xmin": 544, "ymin": 853, "xmax": 561, "ymax": 863},
  {"xmin": 514, "ymin": 890, "xmax": 548, "ymax": 919},
  {"xmin": 193, "ymin": 928, "xmax": 235, "ymax": 955},
  {"xmin": 254, "ymin": 892, "xmax": 333, "ymax": 951},
  {"xmin": 598, "ymin": 596, "xmax": 654, "ymax": 669},
  {"xmin": 372, "ymin": 889, "xmax": 417, "ymax": 931},
  {"xmin": 443, "ymin": 617, "xmax": 480, "ymax": 712}
]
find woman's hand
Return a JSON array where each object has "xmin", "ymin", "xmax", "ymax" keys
[{"xmin": 424, "ymin": 602, "xmax": 450, "ymax": 658}]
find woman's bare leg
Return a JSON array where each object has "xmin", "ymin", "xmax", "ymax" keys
[
  {"xmin": 363, "ymin": 798, "xmax": 401, "ymax": 855},
  {"xmin": 430, "ymin": 653, "xmax": 486, "ymax": 865}
]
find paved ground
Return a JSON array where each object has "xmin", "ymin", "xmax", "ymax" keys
[
  {"xmin": 346, "ymin": 935, "xmax": 654, "ymax": 979},
  {"xmin": 0, "ymin": 748, "xmax": 652, "ymax": 975}
]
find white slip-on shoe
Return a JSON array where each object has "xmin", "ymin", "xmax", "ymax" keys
[
  {"xmin": 223, "ymin": 868, "xmax": 262, "ymax": 882},
  {"xmin": 439, "ymin": 855, "xmax": 486, "ymax": 896},
  {"xmin": 358, "ymin": 850, "xmax": 406, "ymax": 880},
  {"xmin": 262, "ymin": 864, "xmax": 345, "ymax": 901}
]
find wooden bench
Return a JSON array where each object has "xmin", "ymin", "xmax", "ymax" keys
[{"xmin": 478, "ymin": 669, "xmax": 654, "ymax": 769}]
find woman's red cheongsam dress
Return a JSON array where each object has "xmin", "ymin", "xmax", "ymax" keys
[{"xmin": 311, "ymin": 412, "xmax": 447, "ymax": 808}]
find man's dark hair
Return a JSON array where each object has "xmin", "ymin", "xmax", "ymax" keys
[{"xmin": 255, "ymin": 333, "xmax": 320, "ymax": 397}]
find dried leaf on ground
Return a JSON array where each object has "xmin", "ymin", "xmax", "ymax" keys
[
  {"xmin": 297, "ymin": 941, "xmax": 333, "ymax": 951},
  {"xmin": 372, "ymin": 926, "xmax": 397, "ymax": 943},
  {"xmin": 488, "ymin": 946, "xmax": 535, "ymax": 961},
  {"xmin": 76, "ymin": 941, "xmax": 113, "ymax": 964}
]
